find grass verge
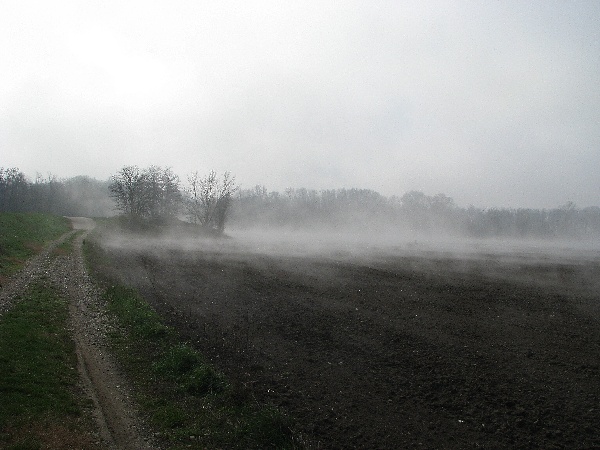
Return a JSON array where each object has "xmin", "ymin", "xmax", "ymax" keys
[
  {"xmin": 0, "ymin": 213, "xmax": 71, "ymax": 279},
  {"xmin": 0, "ymin": 280, "xmax": 100, "ymax": 449},
  {"xmin": 84, "ymin": 226, "xmax": 299, "ymax": 449}
]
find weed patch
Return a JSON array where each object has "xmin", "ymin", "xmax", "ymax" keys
[
  {"xmin": 105, "ymin": 285, "xmax": 170, "ymax": 339},
  {"xmin": 152, "ymin": 343, "xmax": 202, "ymax": 378},
  {"xmin": 152, "ymin": 344, "xmax": 227, "ymax": 396}
]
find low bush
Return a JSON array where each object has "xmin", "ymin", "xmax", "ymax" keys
[
  {"xmin": 153, "ymin": 343, "xmax": 202, "ymax": 377},
  {"xmin": 183, "ymin": 364, "xmax": 227, "ymax": 396}
]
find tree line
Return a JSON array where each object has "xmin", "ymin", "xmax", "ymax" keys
[
  {"xmin": 0, "ymin": 167, "xmax": 112, "ymax": 217},
  {"xmin": 230, "ymin": 186, "xmax": 600, "ymax": 239},
  {"xmin": 0, "ymin": 165, "xmax": 239, "ymax": 233},
  {"xmin": 2, "ymin": 165, "xmax": 599, "ymax": 238}
]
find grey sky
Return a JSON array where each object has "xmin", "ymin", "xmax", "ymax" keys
[{"xmin": 1, "ymin": 1, "xmax": 599, "ymax": 208}]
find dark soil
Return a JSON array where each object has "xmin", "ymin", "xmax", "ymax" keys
[{"xmin": 100, "ymin": 237, "xmax": 600, "ymax": 449}]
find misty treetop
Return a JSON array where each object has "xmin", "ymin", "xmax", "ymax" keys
[{"xmin": 109, "ymin": 166, "xmax": 182, "ymax": 222}]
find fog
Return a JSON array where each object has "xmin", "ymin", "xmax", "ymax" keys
[
  {"xmin": 98, "ymin": 222, "xmax": 600, "ymax": 274},
  {"xmin": 92, "ymin": 221, "xmax": 600, "ymax": 330},
  {"xmin": 2, "ymin": 1, "xmax": 600, "ymax": 209}
]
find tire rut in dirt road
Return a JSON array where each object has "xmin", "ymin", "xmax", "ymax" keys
[{"xmin": 1, "ymin": 218, "xmax": 157, "ymax": 449}]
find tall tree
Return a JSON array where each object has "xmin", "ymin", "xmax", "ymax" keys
[
  {"xmin": 109, "ymin": 165, "xmax": 145, "ymax": 218},
  {"xmin": 109, "ymin": 165, "xmax": 181, "ymax": 223},
  {"xmin": 213, "ymin": 171, "xmax": 236, "ymax": 233}
]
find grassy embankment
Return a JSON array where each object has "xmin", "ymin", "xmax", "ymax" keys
[
  {"xmin": 85, "ymin": 220, "xmax": 299, "ymax": 449},
  {"xmin": 0, "ymin": 213, "xmax": 100, "ymax": 449},
  {"xmin": 0, "ymin": 213, "xmax": 71, "ymax": 280}
]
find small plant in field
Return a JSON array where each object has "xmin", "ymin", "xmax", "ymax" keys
[
  {"xmin": 152, "ymin": 338, "xmax": 227, "ymax": 397},
  {"xmin": 151, "ymin": 404, "xmax": 187, "ymax": 429},
  {"xmin": 183, "ymin": 364, "xmax": 227, "ymax": 396},
  {"xmin": 153, "ymin": 344, "xmax": 227, "ymax": 396},
  {"xmin": 153, "ymin": 344, "xmax": 202, "ymax": 377}
]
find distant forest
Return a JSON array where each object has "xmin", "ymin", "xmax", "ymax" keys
[
  {"xmin": 2, "ymin": 166, "xmax": 599, "ymax": 239},
  {"xmin": 232, "ymin": 186, "xmax": 600, "ymax": 239},
  {"xmin": 0, "ymin": 167, "xmax": 112, "ymax": 217}
]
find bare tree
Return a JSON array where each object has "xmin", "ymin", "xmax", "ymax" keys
[
  {"xmin": 185, "ymin": 170, "xmax": 237, "ymax": 232},
  {"xmin": 198, "ymin": 170, "xmax": 218, "ymax": 226},
  {"xmin": 141, "ymin": 166, "xmax": 181, "ymax": 221},
  {"xmin": 213, "ymin": 171, "xmax": 236, "ymax": 232},
  {"xmin": 159, "ymin": 167, "xmax": 182, "ymax": 220},
  {"xmin": 185, "ymin": 171, "xmax": 204, "ymax": 225}
]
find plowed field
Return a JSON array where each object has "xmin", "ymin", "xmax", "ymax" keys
[{"xmin": 98, "ymin": 234, "xmax": 600, "ymax": 449}]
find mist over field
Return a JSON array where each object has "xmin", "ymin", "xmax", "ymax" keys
[{"xmin": 96, "ymin": 215, "xmax": 600, "ymax": 310}]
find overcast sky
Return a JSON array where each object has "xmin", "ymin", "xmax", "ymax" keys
[{"xmin": 1, "ymin": 1, "xmax": 599, "ymax": 208}]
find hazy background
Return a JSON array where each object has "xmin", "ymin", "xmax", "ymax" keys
[{"xmin": 2, "ymin": 1, "xmax": 599, "ymax": 209}]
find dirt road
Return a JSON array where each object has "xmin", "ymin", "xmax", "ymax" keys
[{"xmin": 1, "ymin": 218, "xmax": 156, "ymax": 449}]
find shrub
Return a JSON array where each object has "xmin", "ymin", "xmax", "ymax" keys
[
  {"xmin": 183, "ymin": 365, "xmax": 227, "ymax": 396},
  {"xmin": 153, "ymin": 344, "xmax": 226, "ymax": 397},
  {"xmin": 152, "ymin": 344, "xmax": 201, "ymax": 378}
]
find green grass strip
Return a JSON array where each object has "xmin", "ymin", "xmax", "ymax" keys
[{"xmin": 0, "ymin": 280, "xmax": 98, "ymax": 449}]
